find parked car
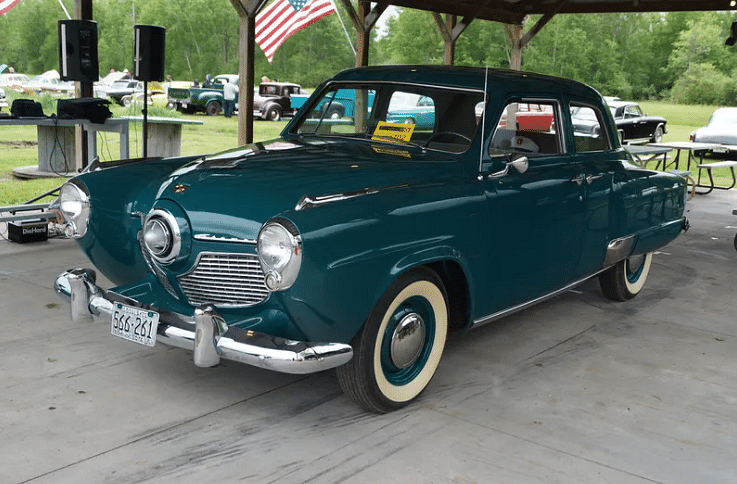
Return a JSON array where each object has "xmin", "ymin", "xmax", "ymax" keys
[
  {"xmin": 386, "ymin": 93, "xmax": 436, "ymax": 129},
  {"xmin": 53, "ymin": 66, "xmax": 688, "ymax": 413},
  {"xmin": 690, "ymin": 107, "xmax": 737, "ymax": 160},
  {"xmin": 0, "ymin": 86, "xmax": 7, "ymax": 111},
  {"xmin": 253, "ymin": 81, "xmax": 303, "ymax": 121},
  {"xmin": 0, "ymin": 73, "xmax": 31, "ymax": 93},
  {"xmin": 168, "ymin": 74, "xmax": 240, "ymax": 116},
  {"xmin": 93, "ymin": 71, "xmax": 132, "ymax": 97},
  {"xmin": 25, "ymin": 70, "xmax": 74, "ymax": 96},
  {"xmin": 98, "ymin": 80, "xmax": 144, "ymax": 105},
  {"xmin": 573, "ymin": 100, "xmax": 666, "ymax": 144},
  {"xmin": 120, "ymin": 83, "xmax": 172, "ymax": 109}
]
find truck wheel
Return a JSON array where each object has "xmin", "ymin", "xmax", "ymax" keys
[
  {"xmin": 206, "ymin": 101, "xmax": 221, "ymax": 116},
  {"xmin": 265, "ymin": 105, "xmax": 282, "ymax": 121}
]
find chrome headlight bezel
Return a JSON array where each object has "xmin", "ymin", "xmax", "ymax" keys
[
  {"xmin": 142, "ymin": 209, "xmax": 181, "ymax": 264},
  {"xmin": 58, "ymin": 179, "xmax": 91, "ymax": 239},
  {"xmin": 257, "ymin": 218, "xmax": 302, "ymax": 291}
]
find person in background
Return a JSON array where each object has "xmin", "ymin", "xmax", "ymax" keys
[
  {"xmin": 223, "ymin": 80, "xmax": 239, "ymax": 118},
  {"xmin": 202, "ymin": 74, "xmax": 213, "ymax": 88}
]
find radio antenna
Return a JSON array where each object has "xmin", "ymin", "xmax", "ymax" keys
[{"xmin": 478, "ymin": 66, "xmax": 489, "ymax": 174}]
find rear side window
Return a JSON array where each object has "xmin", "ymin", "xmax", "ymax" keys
[
  {"xmin": 570, "ymin": 104, "xmax": 611, "ymax": 152},
  {"xmin": 489, "ymin": 101, "xmax": 561, "ymax": 157}
]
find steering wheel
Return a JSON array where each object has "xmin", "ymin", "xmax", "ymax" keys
[{"xmin": 425, "ymin": 131, "xmax": 472, "ymax": 146}]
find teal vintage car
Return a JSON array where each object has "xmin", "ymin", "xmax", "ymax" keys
[{"xmin": 53, "ymin": 66, "xmax": 688, "ymax": 413}]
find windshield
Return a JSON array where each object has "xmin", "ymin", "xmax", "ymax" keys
[{"xmin": 291, "ymin": 83, "xmax": 485, "ymax": 153}]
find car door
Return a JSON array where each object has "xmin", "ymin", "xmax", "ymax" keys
[
  {"xmin": 626, "ymin": 104, "xmax": 650, "ymax": 140},
  {"xmin": 479, "ymin": 99, "xmax": 586, "ymax": 316},
  {"xmin": 569, "ymin": 103, "xmax": 614, "ymax": 276}
]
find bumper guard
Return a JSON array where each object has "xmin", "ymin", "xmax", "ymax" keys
[{"xmin": 54, "ymin": 269, "xmax": 353, "ymax": 374}]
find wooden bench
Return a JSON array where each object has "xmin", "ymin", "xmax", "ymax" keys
[{"xmin": 696, "ymin": 160, "xmax": 737, "ymax": 194}]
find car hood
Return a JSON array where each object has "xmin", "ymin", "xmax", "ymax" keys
[
  {"xmin": 692, "ymin": 126, "xmax": 737, "ymax": 145},
  {"xmin": 158, "ymin": 138, "xmax": 461, "ymax": 239}
]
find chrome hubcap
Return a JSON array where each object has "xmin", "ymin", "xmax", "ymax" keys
[{"xmin": 390, "ymin": 313, "xmax": 426, "ymax": 369}]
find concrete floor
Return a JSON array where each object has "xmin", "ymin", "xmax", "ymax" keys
[{"xmin": 2, "ymin": 190, "xmax": 736, "ymax": 484}]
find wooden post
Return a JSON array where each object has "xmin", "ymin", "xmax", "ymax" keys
[
  {"xmin": 229, "ymin": 0, "xmax": 267, "ymax": 146},
  {"xmin": 238, "ymin": 14, "xmax": 256, "ymax": 146}
]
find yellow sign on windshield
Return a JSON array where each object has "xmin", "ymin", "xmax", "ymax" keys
[{"xmin": 371, "ymin": 121, "xmax": 415, "ymax": 144}]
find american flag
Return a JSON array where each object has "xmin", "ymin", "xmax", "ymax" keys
[
  {"xmin": 256, "ymin": 0, "xmax": 336, "ymax": 63},
  {"xmin": 0, "ymin": 0, "xmax": 21, "ymax": 16}
]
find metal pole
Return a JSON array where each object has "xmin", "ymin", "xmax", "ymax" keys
[{"xmin": 143, "ymin": 80, "xmax": 148, "ymax": 157}]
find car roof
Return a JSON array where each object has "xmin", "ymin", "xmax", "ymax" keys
[
  {"xmin": 329, "ymin": 65, "xmax": 601, "ymax": 101},
  {"xmin": 607, "ymin": 100, "xmax": 638, "ymax": 108}
]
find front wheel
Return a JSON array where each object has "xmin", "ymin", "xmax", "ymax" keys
[
  {"xmin": 337, "ymin": 267, "xmax": 448, "ymax": 413},
  {"xmin": 599, "ymin": 252, "xmax": 653, "ymax": 301}
]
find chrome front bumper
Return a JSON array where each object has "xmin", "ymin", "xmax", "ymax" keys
[{"xmin": 54, "ymin": 269, "xmax": 353, "ymax": 374}]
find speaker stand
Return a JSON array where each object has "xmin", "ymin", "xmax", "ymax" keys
[{"xmin": 142, "ymin": 81, "xmax": 149, "ymax": 158}]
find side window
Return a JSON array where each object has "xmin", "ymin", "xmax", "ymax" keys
[
  {"xmin": 489, "ymin": 101, "xmax": 560, "ymax": 157},
  {"xmin": 570, "ymin": 104, "xmax": 610, "ymax": 153}
]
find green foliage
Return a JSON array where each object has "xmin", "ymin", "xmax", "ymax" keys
[
  {"xmin": 670, "ymin": 63, "xmax": 736, "ymax": 105},
  {"xmin": 1, "ymin": 2, "xmax": 737, "ymax": 104}
]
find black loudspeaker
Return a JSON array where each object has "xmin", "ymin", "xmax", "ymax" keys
[
  {"xmin": 58, "ymin": 20, "xmax": 99, "ymax": 82},
  {"xmin": 133, "ymin": 25, "xmax": 166, "ymax": 82}
]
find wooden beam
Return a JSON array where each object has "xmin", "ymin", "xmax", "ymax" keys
[{"xmin": 433, "ymin": 13, "xmax": 473, "ymax": 65}]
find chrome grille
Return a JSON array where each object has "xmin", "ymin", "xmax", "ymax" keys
[{"xmin": 177, "ymin": 252, "xmax": 269, "ymax": 307}]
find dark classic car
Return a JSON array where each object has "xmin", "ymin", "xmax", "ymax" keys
[
  {"xmin": 97, "ymin": 80, "xmax": 145, "ymax": 105},
  {"xmin": 53, "ymin": 66, "xmax": 688, "ymax": 413},
  {"xmin": 573, "ymin": 100, "xmax": 667, "ymax": 144},
  {"xmin": 690, "ymin": 107, "xmax": 737, "ymax": 160}
]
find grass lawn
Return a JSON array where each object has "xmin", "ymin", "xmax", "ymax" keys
[
  {"xmin": 0, "ymin": 98, "xmax": 732, "ymax": 206},
  {"xmin": 0, "ymin": 101, "xmax": 287, "ymax": 205}
]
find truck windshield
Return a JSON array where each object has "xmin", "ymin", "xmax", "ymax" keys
[{"xmin": 291, "ymin": 83, "xmax": 485, "ymax": 153}]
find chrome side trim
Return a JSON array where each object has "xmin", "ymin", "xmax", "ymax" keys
[
  {"xmin": 54, "ymin": 269, "xmax": 353, "ymax": 374},
  {"xmin": 471, "ymin": 271, "xmax": 605, "ymax": 329},
  {"xmin": 604, "ymin": 235, "xmax": 634, "ymax": 267},
  {"xmin": 194, "ymin": 234, "xmax": 257, "ymax": 244},
  {"xmin": 295, "ymin": 187, "xmax": 379, "ymax": 211}
]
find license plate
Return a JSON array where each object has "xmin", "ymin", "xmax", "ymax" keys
[
  {"xmin": 181, "ymin": 102, "xmax": 188, "ymax": 109},
  {"xmin": 713, "ymin": 147, "xmax": 728, "ymax": 153},
  {"xmin": 111, "ymin": 303, "xmax": 160, "ymax": 347}
]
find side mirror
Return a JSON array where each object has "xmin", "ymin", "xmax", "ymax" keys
[{"xmin": 489, "ymin": 154, "xmax": 528, "ymax": 178}]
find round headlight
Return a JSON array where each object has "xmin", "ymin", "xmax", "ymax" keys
[
  {"xmin": 257, "ymin": 220, "xmax": 302, "ymax": 291},
  {"xmin": 58, "ymin": 180, "xmax": 90, "ymax": 239},
  {"xmin": 142, "ymin": 209, "xmax": 181, "ymax": 264},
  {"xmin": 143, "ymin": 218, "xmax": 171, "ymax": 257}
]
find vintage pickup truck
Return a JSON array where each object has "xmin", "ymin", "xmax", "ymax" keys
[{"xmin": 167, "ymin": 75, "xmax": 238, "ymax": 116}]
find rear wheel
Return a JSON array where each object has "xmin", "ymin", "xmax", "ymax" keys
[
  {"xmin": 337, "ymin": 267, "xmax": 448, "ymax": 413},
  {"xmin": 265, "ymin": 105, "xmax": 282, "ymax": 121},
  {"xmin": 599, "ymin": 252, "xmax": 653, "ymax": 301},
  {"xmin": 205, "ymin": 100, "xmax": 221, "ymax": 116}
]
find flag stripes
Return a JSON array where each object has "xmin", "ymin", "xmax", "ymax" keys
[
  {"xmin": 0, "ymin": 0, "xmax": 22, "ymax": 16},
  {"xmin": 256, "ymin": 0, "xmax": 336, "ymax": 63}
]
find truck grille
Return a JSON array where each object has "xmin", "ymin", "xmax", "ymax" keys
[{"xmin": 177, "ymin": 252, "xmax": 269, "ymax": 307}]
